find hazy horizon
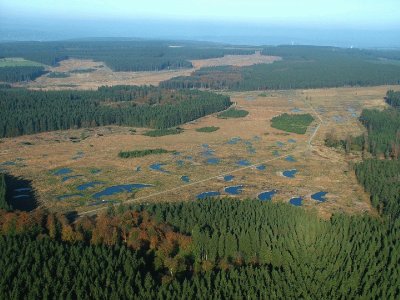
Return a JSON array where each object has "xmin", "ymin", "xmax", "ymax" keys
[{"xmin": 1, "ymin": 0, "xmax": 399, "ymax": 48}]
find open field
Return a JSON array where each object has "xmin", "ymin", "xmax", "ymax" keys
[
  {"xmin": 1, "ymin": 85, "xmax": 396, "ymax": 217},
  {"xmin": 0, "ymin": 57, "xmax": 45, "ymax": 68},
  {"xmin": 18, "ymin": 53, "xmax": 280, "ymax": 90}
]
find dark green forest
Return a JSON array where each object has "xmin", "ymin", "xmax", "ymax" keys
[
  {"xmin": 0, "ymin": 199, "xmax": 399, "ymax": 299},
  {"xmin": 0, "ymin": 66, "xmax": 48, "ymax": 82},
  {"xmin": 161, "ymin": 46, "xmax": 400, "ymax": 90},
  {"xmin": 0, "ymin": 86, "xmax": 231, "ymax": 137},
  {"xmin": 0, "ymin": 41, "xmax": 253, "ymax": 73},
  {"xmin": 353, "ymin": 90, "xmax": 400, "ymax": 220},
  {"xmin": 0, "ymin": 174, "xmax": 10, "ymax": 211}
]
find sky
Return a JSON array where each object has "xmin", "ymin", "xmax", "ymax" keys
[
  {"xmin": 0, "ymin": 0, "xmax": 399, "ymax": 46},
  {"xmin": 1, "ymin": 0, "xmax": 399, "ymax": 28}
]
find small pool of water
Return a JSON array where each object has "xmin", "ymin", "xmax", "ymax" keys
[
  {"xmin": 14, "ymin": 187, "xmax": 31, "ymax": 192},
  {"xmin": 181, "ymin": 176, "xmax": 190, "ymax": 183},
  {"xmin": 77, "ymin": 181, "xmax": 103, "ymax": 191},
  {"xmin": 283, "ymin": 169, "xmax": 298, "ymax": 178},
  {"xmin": 288, "ymin": 139, "xmax": 296, "ymax": 143},
  {"xmin": 237, "ymin": 159, "xmax": 251, "ymax": 166},
  {"xmin": 285, "ymin": 156, "xmax": 297, "ymax": 162},
  {"xmin": 227, "ymin": 137, "xmax": 241, "ymax": 145},
  {"xmin": 0, "ymin": 161, "xmax": 16, "ymax": 166},
  {"xmin": 53, "ymin": 168, "xmax": 72, "ymax": 176},
  {"xmin": 292, "ymin": 108, "xmax": 302, "ymax": 113},
  {"xmin": 258, "ymin": 190, "xmax": 278, "ymax": 201},
  {"xmin": 57, "ymin": 193, "xmax": 83, "ymax": 201},
  {"xmin": 150, "ymin": 163, "xmax": 169, "ymax": 173},
  {"xmin": 311, "ymin": 191, "xmax": 328, "ymax": 202},
  {"xmin": 93, "ymin": 184, "xmax": 153, "ymax": 199},
  {"xmin": 176, "ymin": 160, "xmax": 184, "ymax": 167},
  {"xmin": 62, "ymin": 175, "xmax": 83, "ymax": 182},
  {"xmin": 225, "ymin": 185, "xmax": 244, "ymax": 195},
  {"xmin": 273, "ymin": 150, "xmax": 280, "ymax": 157},
  {"xmin": 256, "ymin": 164, "xmax": 266, "ymax": 171},
  {"xmin": 207, "ymin": 157, "xmax": 220, "ymax": 165},
  {"xmin": 224, "ymin": 175, "xmax": 234, "ymax": 182},
  {"xmin": 276, "ymin": 141, "xmax": 285, "ymax": 147},
  {"xmin": 13, "ymin": 194, "xmax": 30, "ymax": 199},
  {"xmin": 136, "ymin": 166, "xmax": 141, "ymax": 172},
  {"xmin": 289, "ymin": 197, "xmax": 303, "ymax": 206},
  {"xmin": 197, "ymin": 191, "xmax": 220, "ymax": 200}
]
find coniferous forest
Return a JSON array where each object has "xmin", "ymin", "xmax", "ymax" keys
[{"xmin": 0, "ymin": 86, "xmax": 231, "ymax": 137}]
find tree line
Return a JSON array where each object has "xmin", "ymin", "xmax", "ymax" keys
[
  {"xmin": 0, "ymin": 41, "xmax": 254, "ymax": 72},
  {"xmin": 161, "ymin": 46, "xmax": 400, "ymax": 90},
  {"xmin": 0, "ymin": 86, "xmax": 231, "ymax": 137}
]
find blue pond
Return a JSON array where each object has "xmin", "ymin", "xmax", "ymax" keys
[
  {"xmin": 62, "ymin": 175, "xmax": 83, "ymax": 182},
  {"xmin": 288, "ymin": 139, "xmax": 297, "ymax": 143},
  {"xmin": 273, "ymin": 150, "xmax": 280, "ymax": 157},
  {"xmin": 292, "ymin": 108, "xmax": 302, "ymax": 113},
  {"xmin": 225, "ymin": 185, "xmax": 244, "ymax": 195},
  {"xmin": 283, "ymin": 169, "xmax": 298, "ymax": 178},
  {"xmin": 237, "ymin": 159, "xmax": 251, "ymax": 166},
  {"xmin": 311, "ymin": 191, "xmax": 328, "ymax": 202},
  {"xmin": 276, "ymin": 141, "xmax": 285, "ymax": 147},
  {"xmin": 203, "ymin": 149, "xmax": 215, "ymax": 157},
  {"xmin": 285, "ymin": 155, "xmax": 297, "ymax": 162},
  {"xmin": 181, "ymin": 176, "xmax": 190, "ymax": 183},
  {"xmin": 53, "ymin": 168, "xmax": 72, "ymax": 176},
  {"xmin": 227, "ymin": 137, "xmax": 242, "ymax": 145},
  {"xmin": 57, "ymin": 193, "xmax": 83, "ymax": 201},
  {"xmin": 150, "ymin": 163, "xmax": 169, "ymax": 173},
  {"xmin": 207, "ymin": 157, "xmax": 220, "ymax": 165},
  {"xmin": 77, "ymin": 181, "xmax": 103, "ymax": 191},
  {"xmin": 289, "ymin": 197, "xmax": 303, "ymax": 206},
  {"xmin": 197, "ymin": 191, "xmax": 220, "ymax": 200},
  {"xmin": 224, "ymin": 175, "xmax": 235, "ymax": 182},
  {"xmin": 173, "ymin": 152, "xmax": 181, "ymax": 156},
  {"xmin": 176, "ymin": 160, "xmax": 184, "ymax": 167},
  {"xmin": 185, "ymin": 156, "xmax": 193, "ymax": 161},
  {"xmin": 136, "ymin": 166, "xmax": 141, "ymax": 172},
  {"xmin": 256, "ymin": 164, "xmax": 266, "ymax": 171},
  {"xmin": 0, "ymin": 161, "xmax": 16, "ymax": 166},
  {"xmin": 258, "ymin": 190, "xmax": 278, "ymax": 201},
  {"xmin": 93, "ymin": 184, "xmax": 153, "ymax": 199}
]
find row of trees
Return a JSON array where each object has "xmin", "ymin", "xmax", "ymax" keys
[
  {"xmin": 0, "ymin": 41, "xmax": 253, "ymax": 72},
  {"xmin": 0, "ymin": 86, "xmax": 231, "ymax": 137},
  {"xmin": 0, "ymin": 199, "xmax": 399, "ymax": 299},
  {"xmin": 0, "ymin": 174, "xmax": 10, "ymax": 211}
]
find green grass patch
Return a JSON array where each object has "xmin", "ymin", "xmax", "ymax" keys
[
  {"xmin": 218, "ymin": 108, "xmax": 249, "ymax": 119},
  {"xmin": 271, "ymin": 113, "xmax": 314, "ymax": 134},
  {"xmin": 0, "ymin": 58, "xmax": 44, "ymax": 67},
  {"xmin": 195, "ymin": 126, "xmax": 220, "ymax": 133},
  {"xmin": 143, "ymin": 128, "xmax": 183, "ymax": 137},
  {"xmin": 119, "ymin": 148, "xmax": 172, "ymax": 158}
]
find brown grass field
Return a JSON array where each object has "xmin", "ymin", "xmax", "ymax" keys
[
  {"xmin": 1, "ymin": 85, "xmax": 397, "ymax": 217},
  {"xmin": 17, "ymin": 53, "xmax": 279, "ymax": 90}
]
